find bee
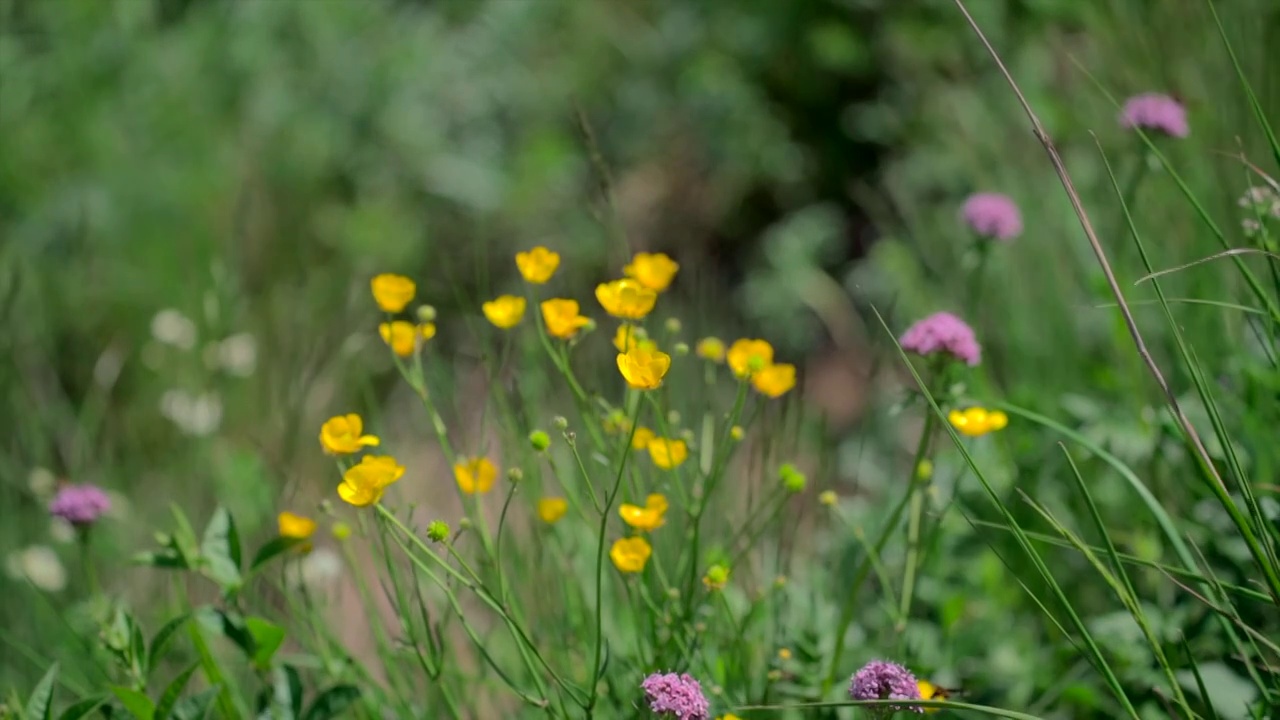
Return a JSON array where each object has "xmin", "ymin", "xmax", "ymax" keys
[{"xmin": 918, "ymin": 679, "xmax": 963, "ymax": 713}]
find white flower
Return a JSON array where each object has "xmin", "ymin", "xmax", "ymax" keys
[
  {"xmin": 289, "ymin": 547, "xmax": 343, "ymax": 592},
  {"xmin": 150, "ymin": 309, "xmax": 197, "ymax": 350},
  {"xmin": 28, "ymin": 467, "xmax": 57, "ymax": 497},
  {"xmin": 160, "ymin": 390, "xmax": 223, "ymax": 436},
  {"xmin": 5, "ymin": 546, "xmax": 67, "ymax": 592},
  {"xmin": 217, "ymin": 333, "xmax": 257, "ymax": 377}
]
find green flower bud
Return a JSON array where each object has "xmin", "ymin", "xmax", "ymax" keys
[
  {"xmin": 780, "ymin": 463, "xmax": 806, "ymax": 493},
  {"xmin": 506, "ymin": 467, "xmax": 524, "ymax": 483},
  {"xmin": 529, "ymin": 430, "xmax": 551, "ymax": 452},
  {"xmin": 416, "ymin": 305, "xmax": 437, "ymax": 323},
  {"xmin": 673, "ymin": 341, "xmax": 690, "ymax": 356},
  {"xmin": 553, "ymin": 416, "xmax": 569, "ymax": 431},
  {"xmin": 426, "ymin": 520, "xmax": 450, "ymax": 542},
  {"xmin": 664, "ymin": 318, "xmax": 682, "ymax": 334}
]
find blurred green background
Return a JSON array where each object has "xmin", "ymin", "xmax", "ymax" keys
[{"xmin": 4, "ymin": 0, "xmax": 1280, "ymax": 715}]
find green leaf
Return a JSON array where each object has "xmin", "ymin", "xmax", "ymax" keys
[
  {"xmin": 301, "ymin": 685, "xmax": 360, "ymax": 720},
  {"xmin": 1176, "ymin": 663, "xmax": 1257, "ymax": 720},
  {"xmin": 153, "ymin": 663, "xmax": 200, "ymax": 720},
  {"xmin": 109, "ymin": 686, "xmax": 155, "ymax": 720},
  {"xmin": 249, "ymin": 537, "xmax": 304, "ymax": 573},
  {"xmin": 245, "ymin": 617, "xmax": 286, "ymax": 670},
  {"xmin": 56, "ymin": 697, "xmax": 106, "ymax": 720},
  {"xmin": 169, "ymin": 688, "xmax": 218, "ymax": 720},
  {"xmin": 148, "ymin": 614, "xmax": 190, "ymax": 672},
  {"xmin": 24, "ymin": 663, "xmax": 58, "ymax": 720},
  {"xmin": 194, "ymin": 607, "xmax": 255, "ymax": 658},
  {"xmin": 258, "ymin": 666, "xmax": 302, "ymax": 720},
  {"xmin": 200, "ymin": 507, "xmax": 242, "ymax": 591}
]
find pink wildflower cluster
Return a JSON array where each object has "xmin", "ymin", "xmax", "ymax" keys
[{"xmin": 899, "ymin": 312, "xmax": 981, "ymax": 367}]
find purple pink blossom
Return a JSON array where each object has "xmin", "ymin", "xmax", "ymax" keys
[
  {"xmin": 641, "ymin": 672, "xmax": 710, "ymax": 720},
  {"xmin": 961, "ymin": 193, "xmax": 1022, "ymax": 241},
  {"xmin": 49, "ymin": 484, "xmax": 112, "ymax": 526},
  {"xmin": 1119, "ymin": 93, "xmax": 1189, "ymax": 138},
  {"xmin": 899, "ymin": 312, "xmax": 981, "ymax": 367},
  {"xmin": 849, "ymin": 659, "xmax": 923, "ymax": 715}
]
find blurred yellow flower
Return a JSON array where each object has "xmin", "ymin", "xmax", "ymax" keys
[
  {"xmin": 537, "ymin": 497, "xmax": 568, "ymax": 524},
  {"xmin": 379, "ymin": 321, "xmax": 435, "ymax": 357},
  {"xmin": 631, "ymin": 426, "xmax": 656, "ymax": 450},
  {"xmin": 338, "ymin": 455, "xmax": 405, "ymax": 507},
  {"xmin": 613, "ymin": 324, "xmax": 655, "ymax": 353},
  {"xmin": 729, "ymin": 425, "xmax": 744, "ymax": 441},
  {"xmin": 619, "ymin": 493, "xmax": 668, "ymax": 532},
  {"xmin": 595, "ymin": 279, "xmax": 657, "ymax": 320},
  {"xmin": 331, "ymin": 522, "xmax": 352, "ymax": 541},
  {"xmin": 778, "ymin": 648, "xmax": 793, "ymax": 660},
  {"xmin": 617, "ymin": 346, "xmax": 671, "ymax": 390},
  {"xmin": 703, "ymin": 563, "xmax": 730, "ymax": 591},
  {"xmin": 319, "ymin": 414, "xmax": 381, "ymax": 455},
  {"xmin": 818, "ymin": 490, "xmax": 838, "ymax": 507},
  {"xmin": 648, "ymin": 437, "xmax": 688, "ymax": 469},
  {"xmin": 454, "ymin": 456, "xmax": 498, "ymax": 495},
  {"xmin": 516, "ymin": 246, "xmax": 560, "ymax": 284},
  {"xmin": 278, "ymin": 511, "xmax": 316, "ymax": 540},
  {"xmin": 718, "ymin": 715, "xmax": 743, "ymax": 720},
  {"xmin": 623, "ymin": 252, "xmax": 679, "ymax": 292},
  {"xmin": 696, "ymin": 337, "xmax": 726, "ymax": 362},
  {"xmin": 610, "ymin": 536, "xmax": 651, "ymax": 573},
  {"xmin": 948, "ymin": 407, "xmax": 1008, "ymax": 437},
  {"xmin": 752, "ymin": 362, "xmax": 796, "ymax": 398},
  {"xmin": 727, "ymin": 338, "xmax": 774, "ymax": 378},
  {"xmin": 541, "ymin": 299, "xmax": 590, "ymax": 339},
  {"xmin": 482, "ymin": 295, "xmax": 526, "ymax": 329},
  {"xmin": 371, "ymin": 274, "xmax": 416, "ymax": 313}
]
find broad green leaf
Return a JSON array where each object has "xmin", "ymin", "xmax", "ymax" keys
[
  {"xmin": 301, "ymin": 685, "xmax": 360, "ymax": 720},
  {"xmin": 245, "ymin": 617, "xmax": 286, "ymax": 670},
  {"xmin": 194, "ymin": 607, "xmax": 255, "ymax": 658},
  {"xmin": 57, "ymin": 697, "xmax": 106, "ymax": 720},
  {"xmin": 148, "ymin": 614, "xmax": 190, "ymax": 672},
  {"xmin": 154, "ymin": 663, "xmax": 200, "ymax": 720},
  {"xmin": 109, "ymin": 686, "xmax": 155, "ymax": 720},
  {"xmin": 24, "ymin": 663, "xmax": 58, "ymax": 720},
  {"xmin": 249, "ymin": 537, "xmax": 304, "ymax": 573},
  {"xmin": 200, "ymin": 507, "xmax": 242, "ymax": 590},
  {"xmin": 1176, "ymin": 663, "xmax": 1257, "ymax": 720}
]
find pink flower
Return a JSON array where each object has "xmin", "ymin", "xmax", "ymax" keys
[
  {"xmin": 49, "ymin": 484, "xmax": 112, "ymax": 526},
  {"xmin": 849, "ymin": 660, "xmax": 923, "ymax": 716},
  {"xmin": 899, "ymin": 312, "xmax": 981, "ymax": 367},
  {"xmin": 961, "ymin": 193, "xmax": 1022, "ymax": 241},
  {"xmin": 641, "ymin": 672, "xmax": 709, "ymax": 720},
  {"xmin": 1119, "ymin": 93, "xmax": 1189, "ymax": 138}
]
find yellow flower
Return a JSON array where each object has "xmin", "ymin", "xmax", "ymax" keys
[
  {"xmin": 278, "ymin": 511, "xmax": 316, "ymax": 540},
  {"xmin": 948, "ymin": 407, "xmax": 1008, "ymax": 438},
  {"xmin": 482, "ymin": 295, "xmax": 526, "ymax": 329},
  {"xmin": 916, "ymin": 459, "xmax": 934, "ymax": 480},
  {"xmin": 778, "ymin": 648, "xmax": 793, "ymax": 660},
  {"xmin": 613, "ymin": 324, "xmax": 655, "ymax": 353},
  {"xmin": 541, "ymin": 299, "xmax": 590, "ymax": 339},
  {"xmin": 617, "ymin": 346, "xmax": 672, "ymax": 390},
  {"xmin": 371, "ymin": 274, "xmax": 416, "ymax": 313},
  {"xmin": 727, "ymin": 338, "xmax": 774, "ymax": 378},
  {"xmin": 515, "ymin": 246, "xmax": 560, "ymax": 284},
  {"xmin": 623, "ymin": 252, "xmax": 679, "ymax": 292},
  {"xmin": 718, "ymin": 715, "xmax": 743, "ymax": 720},
  {"xmin": 609, "ymin": 536, "xmax": 651, "ymax": 573},
  {"xmin": 619, "ymin": 493, "xmax": 668, "ymax": 532},
  {"xmin": 696, "ymin": 337, "xmax": 725, "ymax": 362},
  {"xmin": 918, "ymin": 679, "xmax": 956, "ymax": 714},
  {"xmin": 729, "ymin": 425, "xmax": 744, "ymax": 441},
  {"xmin": 537, "ymin": 497, "xmax": 568, "ymax": 524},
  {"xmin": 454, "ymin": 456, "xmax": 498, "ymax": 495},
  {"xmin": 819, "ymin": 490, "xmax": 838, "ymax": 507},
  {"xmin": 752, "ymin": 362, "xmax": 796, "ymax": 398},
  {"xmin": 595, "ymin": 279, "xmax": 657, "ymax": 320},
  {"xmin": 337, "ymin": 455, "xmax": 405, "ymax": 507},
  {"xmin": 631, "ymin": 426, "xmax": 656, "ymax": 450},
  {"xmin": 379, "ymin": 321, "xmax": 435, "ymax": 357},
  {"xmin": 647, "ymin": 437, "xmax": 688, "ymax": 469},
  {"xmin": 319, "ymin": 414, "xmax": 381, "ymax": 455}
]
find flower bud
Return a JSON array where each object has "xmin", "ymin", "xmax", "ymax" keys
[
  {"xmin": 673, "ymin": 342, "xmax": 690, "ymax": 356},
  {"xmin": 416, "ymin": 305, "xmax": 437, "ymax": 323},
  {"xmin": 458, "ymin": 517, "xmax": 473, "ymax": 530},
  {"xmin": 664, "ymin": 318, "xmax": 682, "ymax": 334},
  {"xmin": 779, "ymin": 463, "xmax": 806, "ymax": 493},
  {"xmin": 331, "ymin": 522, "xmax": 352, "ymax": 540},
  {"xmin": 666, "ymin": 410, "xmax": 681, "ymax": 426},
  {"xmin": 529, "ymin": 430, "xmax": 550, "ymax": 452},
  {"xmin": 702, "ymin": 563, "xmax": 730, "ymax": 591},
  {"xmin": 916, "ymin": 459, "xmax": 934, "ymax": 481},
  {"xmin": 426, "ymin": 520, "xmax": 450, "ymax": 543},
  {"xmin": 818, "ymin": 490, "xmax": 837, "ymax": 507},
  {"xmin": 506, "ymin": 467, "xmax": 524, "ymax": 483},
  {"xmin": 553, "ymin": 416, "xmax": 569, "ymax": 431},
  {"xmin": 730, "ymin": 425, "xmax": 744, "ymax": 441}
]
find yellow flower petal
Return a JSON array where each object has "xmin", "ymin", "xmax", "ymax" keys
[
  {"xmin": 537, "ymin": 497, "xmax": 568, "ymax": 524},
  {"xmin": 595, "ymin": 279, "xmax": 657, "ymax": 320},
  {"xmin": 516, "ymin": 246, "xmax": 560, "ymax": 284},
  {"xmin": 751, "ymin": 362, "xmax": 796, "ymax": 398},
  {"xmin": 727, "ymin": 339, "xmax": 774, "ymax": 378},
  {"xmin": 371, "ymin": 274, "xmax": 416, "ymax": 313},
  {"xmin": 541, "ymin": 298, "xmax": 590, "ymax": 339},
  {"xmin": 482, "ymin": 295, "xmax": 526, "ymax": 329},
  {"xmin": 320, "ymin": 413, "xmax": 381, "ymax": 455},
  {"xmin": 277, "ymin": 511, "xmax": 317, "ymax": 540},
  {"xmin": 617, "ymin": 346, "xmax": 672, "ymax": 390},
  {"xmin": 622, "ymin": 252, "xmax": 679, "ymax": 292},
  {"xmin": 454, "ymin": 456, "xmax": 498, "ymax": 495},
  {"xmin": 609, "ymin": 536, "xmax": 651, "ymax": 573}
]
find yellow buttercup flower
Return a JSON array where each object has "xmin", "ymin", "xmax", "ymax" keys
[
  {"xmin": 515, "ymin": 246, "xmax": 560, "ymax": 284},
  {"xmin": 482, "ymin": 295, "xmax": 526, "ymax": 329},
  {"xmin": 609, "ymin": 536, "xmax": 651, "ymax": 573},
  {"xmin": 319, "ymin": 414, "xmax": 381, "ymax": 455},
  {"xmin": 613, "ymin": 324, "xmax": 655, "ymax": 353},
  {"xmin": 595, "ymin": 279, "xmax": 657, "ymax": 320},
  {"xmin": 752, "ymin": 362, "xmax": 796, "ymax": 398},
  {"xmin": 617, "ymin": 346, "xmax": 671, "ymax": 390},
  {"xmin": 948, "ymin": 407, "xmax": 1008, "ymax": 437},
  {"xmin": 541, "ymin": 299, "xmax": 590, "ymax": 339},
  {"xmin": 619, "ymin": 493, "xmax": 668, "ymax": 532},
  {"xmin": 371, "ymin": 274, "xmax": 416, "ymax": 313},
  {"xmin": 727, "ymin": 338, "xmax": 774, "ymax": 378},
  {"xmin": 623, "ymin": 252, "xmax": 679, "ymax": 292},
  {"xmin": 647, "ymin": 437, "xmax": 688, "ymax": 469},
  {"xmin": 454, "ymin": 456, "xmax": 498, "ymax": 495},
  {"xmin": 337, "ymin": 455, "xmax": 405, "ymax": 507},
  {"xmin": 696, "ymin": 337, "xmax": 726, "ymax": 362},
  {"xmin": 278, "ymin": 511, "xmax": 317, "ymax": 540},
  {"xmin": 379, "ymin": 321, "xmax": 436, "ymax": 357},
  {"xmin": 631, "ymin": 426, "xmax": 656, "ymax": 450},
  {"xmin": 718, "ymin": 715, "xmax": 743, "ymax": 720},
  {"xmin": 537, "ymin": 497, "xmax": 568, "ymax": 524}
]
